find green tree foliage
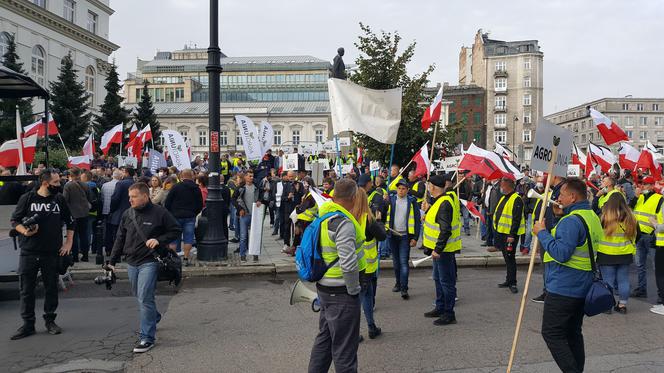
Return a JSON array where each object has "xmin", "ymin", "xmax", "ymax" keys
[
  {"xmin": 49, "ymin": 53, "xmax": 91, "ymax": 149},
  {"xmin": 93, "ymin": 62, "xmax": 130, "ymax": 144},
  {"xmin": 33, "ymin": 148, "xmax": 69, "ymax": 170},
  {"xmin": 351, "ymin": 23, "xmax": 450, "ymax": 167},
  {"xmin": 132, "ymin": 80, "xmax": 160, "ymax": 149},
  {"xmin": 0, "ymin": 34, "xmax": 33, "ymax": 142}
]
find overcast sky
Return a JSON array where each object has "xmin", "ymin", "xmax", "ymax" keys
[{"xmin": 110, "ymin": 0, "xmax": 663, "ymax": 115}]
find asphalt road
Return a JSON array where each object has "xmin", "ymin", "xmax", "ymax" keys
[{"xmin": 3, "ymin": 266, "xmax": 664, "ymax": 372}]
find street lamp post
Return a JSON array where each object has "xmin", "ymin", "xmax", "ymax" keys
[{"xmin": 197, "ymin": 0, "xmax": 228, "ymax": 261}]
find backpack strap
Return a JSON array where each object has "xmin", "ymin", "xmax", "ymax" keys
[
  {"xmin": 573, "ymin": 214, "xmax": 601, "ymax": 280},
  {"xmin": 320, "ymin": 211, "xmax": 344, "ymax": 269}
]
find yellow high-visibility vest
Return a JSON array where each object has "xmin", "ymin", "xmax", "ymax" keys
[
  {"xmin": 296, "ymin": 192, "xmax": 318, "ymax": 222},
  {"xmin": 385, "ymin": 197, "xmax": 416, "ymax": 235},
  {"xmin": 598, "ymin": 224, "xmax": 636, "ymax": 256},
  {"xmin": 494, "ymin": 193, "xmax": 525, "ymax": 235},
  {"xmin": 597, "ymin": 189, "xmax": 624, "ymax": 210},
  {"xmin": 422, "ymin": 192, "xmax": 461, "ymax": 252},
  {"xmin": 544, "ymin": 209, "xmax": 603, "ymax": 271},
  {"xmin": 319, "ymin": 202, "xmax": 367, "ymax": 281},
  {"xmin": 634, "ymin": 193, "xmax": 663, "ymax": 237}
]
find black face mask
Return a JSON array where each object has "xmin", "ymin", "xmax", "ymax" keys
[{"xmin": 47, "ymin": 185, "xmax": 60, "ymax": 194}]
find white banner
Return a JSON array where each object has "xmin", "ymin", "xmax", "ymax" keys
[
  {"xmin": 435, "ymin": 156, "xmax": 463, "ymax": 171},
  {"xmin": 370, "ymin": 161, "xmax": 381, "ymax": 172},
  {"xmin": 117, "ymin": 155, "xmax": 138, "ymax": 168},
  {"xmin": 531, "ymin": 119, "xmax": 573, "ymax": 177},
  {"xmin": 162, "ymin": 130, "xmax": 191, "ymax": 171},
  {"xmin": 248, "ymin": 203, "xmax": 265, "ymax": 256},
  {"xmin": 284, "ymin": 153, "xmax": 299, "ymax": 171},
  {"xmin": 328, "ymin": 78, "xmax": 402, "ymax": 144},
  {"xmin": 259, "ymin": 121, "xmax": 274, "ymax": 155},
  {"xmin": 235, "ymin": 115, "xmax": 263, "ymax": 161},
  {"xmin": 567, "ymin": 164, "xmax": 581, "ymax": 177}
]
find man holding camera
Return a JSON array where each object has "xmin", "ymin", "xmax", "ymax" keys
[
  {"xmin": 108, "ymin": 182, "xmax": 181, "ymax": 353},
  {"xmin": 10, "ymin": 169, "xmax": 74, "ymax": 340}
]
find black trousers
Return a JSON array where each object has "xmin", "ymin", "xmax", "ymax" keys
[
  {"xmin": 495, "ymin": 233, "xmax": 520, "ymax": 285},
  {"xmin": 656, "ymin": 249, "xmax": 664, "ymax": 301},
  {"xmin": 18, "ymin": 254, "xmax": 59, "ymax": 324},
  {"xmin": 308, "ymin": 290, "xmax": 361, "ymax": 373},
  {"xmin": 280, "ymin": 203, "xmax": 293, "ymax": 246},
  {"xmin": 542, "ymin": 292, "xmax": 586, "ymax": 373},
  {"xmin": 104, "ymin": 219, "xmax": 118, "ymax": 256}
]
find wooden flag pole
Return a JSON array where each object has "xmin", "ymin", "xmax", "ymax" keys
[{"xmin": 506, "ymin": 137, "xmax": 560, "ymax": 373}]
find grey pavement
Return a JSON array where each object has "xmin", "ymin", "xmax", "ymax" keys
[{"xmin": 127, "ymin": 269, "xmax": 664, "ymax": 373}]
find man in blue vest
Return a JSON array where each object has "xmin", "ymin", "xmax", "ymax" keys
[{"xmin": 533, "ymin": 178, "xmax": 602, "ymax": 373}]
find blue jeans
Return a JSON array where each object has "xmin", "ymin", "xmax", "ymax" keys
[
  {"xmin": 480, "ymin": 207, "xmax": 488, "ymax": 239},
  {"xmin": 174, "ymin": 217, "xmax": 196, "ymax": 252},
  {"xmin": 379, "ymin": 240, "xmax": 391, "ymax": 258},
  {"xmin": 460, "ymin": 204, "xmax": 471, "ymax": 234},
  {"xmin": 600, "ymin": 264, "xmax": 630, "ymax": 304},
  {"xmin": 635, "ymin": 234, "xmax": 655, "ymax": 293},
  {"xmin": 239, "ymin": 214, "xmax": 252, "ymax": 257},
  {"xmin": 389, "ymin": 235, "xmax": 410, "ymax": 290},
  {"xmin": 229, "ymin": 204, "xmax": 236, "ymax": 230},
  {"xmin": 360, "ymin": 274, "xmax": 377, "ymax": 326},
  {"xmin": 432, "ymin": 252, "xmax": 457, "ymax": 316},
  {"xmin": 127, "ymin": 261, "xmax": 161, "ymax": 343},
  {"xmin": 522, "ymin": 214, "xmax": 533, "ymax": 252}
]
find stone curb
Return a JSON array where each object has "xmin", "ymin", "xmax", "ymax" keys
[{"xmin": 67, "ymin": 256, "xmax": 539, "ymax": 281}]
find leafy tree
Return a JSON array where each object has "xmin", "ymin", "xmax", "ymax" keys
[
  {"xmin": 49, "ymin": 53, "xmax": 90, "ymax": 149},
  {"xmin": 351, "ymin": 23, "xmax": 447, "ymax": 167},
  {"xmin": 33, "ymin": 148, "xmax": 69, "ymax": 170},
  {"xmin": 93, "ymin": 62, "xmax": 130, "ymax": 144},
  {"xmin": 0, "ymin": 34, "xmax": 33, "ymax": 141},
  {"xmin": 132, "ymin": 80, "xmax": 160, "ymax": 149}
]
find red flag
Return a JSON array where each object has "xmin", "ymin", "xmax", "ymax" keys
[
  {"xmin": 618, "ymin": 142, "xmax": 639, "ymax": 170},
  {"xmin": 129, "ymin": 124, "xmax": 138, "ymax": 142},
  {"xmin": 356, "ymin": 147, "xmax": 363, "ymax": 165},
  {"xmin": 0, "ymin": 135, "xmax": 38, "ymax": 167},
  {"xmin": 637, "ymin": 147, "xmax": 662, "ymax": 181},
  {"xmin": 410, "ymin": 142, "xmax": 431, "ymax": 177},
  {"xmin": 137, "ymin": 124, "xmax": 152, "ymax": 144},
  {"xmin": 572, "ymin": 143, "xmax": 586, "ymax": 171},
  {"xmin": 82, "ymin": 133, "xmax": 95, "ymax": 157},
  {"xmin": 67, "ymin": 155, "xmax": 91, "ymax": 170},
  {"xmin": 458, "ymin": 144, "xmax": 523, "ymax": 180},
  {"xmin": 421, "ymin": 86, "xmax": 442, "ymax": 131},
  {"xmin": 585, "ymin": 148, "xmax": 595, "ymax": 179},
  {"xmin": 100, "ymin": 124, "xmax": 123, "ymax": 155},
  {"xmin": 588, "ymin": 142, "xmax": 616, "ymax": 173},
  {"xmin": 460, "ymin": 198, "xmax": 485, "ymax": 223},
  {"xmin": 590, "ymin": 108, "xmax": 629, "ymax": 145},
  {"xmin": 23, "ymin": 113, "xmax": 59, "ymax": 137}
]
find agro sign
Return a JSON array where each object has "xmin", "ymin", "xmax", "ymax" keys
[{"xmin": 530, "ymin": 119, "xmax": 572, "ymax": 177}]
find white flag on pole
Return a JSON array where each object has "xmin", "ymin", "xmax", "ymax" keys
[
  {"xmin": 328, "ymin": 78, "xmax": 402, "ymax": 144},
  {"xmin": 161, "ymin": 129, "xmax": 191, "ymax": 170},
  {"xmin": 259, "ymin": 121, "xmax": 274, "ymax": 155},
  {"xmin": 15, "ymin": 107, "xmax": 26, "ymax": 175},
  {"xmin": 235, "ymin": 115, "xmax": 263, "ymax": 161}
]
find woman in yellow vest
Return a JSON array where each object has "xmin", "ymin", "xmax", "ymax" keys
[{"xmin": 597, "ymin": 193, "xmax": 638, "ymax": 314}]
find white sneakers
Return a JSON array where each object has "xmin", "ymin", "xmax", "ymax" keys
[{"xmin": 650, "ymin": 304, "xmax": 664, "ymax": 315}]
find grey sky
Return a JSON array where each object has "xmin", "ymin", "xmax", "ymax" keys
[{"xmin": 110, "ymin": 0, "xmax": 663, "ymax": 115}]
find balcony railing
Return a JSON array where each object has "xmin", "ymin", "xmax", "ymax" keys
[
  {"xmin": 495, "ymin": 122, "xmax": 507, "ymax": 129},
  {"xmin": 495, "ymin": 87, "xmax": 507, "ymax": 93},
  {"xmin": 494, "ymin": 105, "xmax": 507, "ymax": 112},
  {"xmin": 494, "ymin": 70, "xmax": 508, "ymax": 78}
]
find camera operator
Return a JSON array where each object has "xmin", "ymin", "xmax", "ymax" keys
[
  {"xmin": 108, "ymin": 182, "xmax": 181, "ymax": 353},
  {"xmin": 10, "ymin": 169, "xmax": 74, "ymax": 340}
]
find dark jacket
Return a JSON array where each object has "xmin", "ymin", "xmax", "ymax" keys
[
  {"xmin": 11, "ymin": 190, "xmax": 74, "ymax": 255},
  {"xmin": 164, "ymin": 179, "xmax": 203, "ymax": 219},
  {"xmin": 110, "ymin": 202, "xmax": 182, "ymax": 267},
  {"xmin": 386, "ymin": 194, "xmax": 422, "ymax": 240},
  {"xmin": 234, "ymin": 183, "xmax": 261, "ymax": 215},
  {"xmin": 408, "ymin": 180, "xmax": 426, "ymax": 201},
  {"xmin": 110, "ymin": 177, "xmax": 134, "ymax": 225},
  {"xmin": 63, "ymin": 179, "xmax": 90, "ymax": 219},
  {"xmin": 0, "ymin": 181, "xmax": 25, "ymax": 205}
]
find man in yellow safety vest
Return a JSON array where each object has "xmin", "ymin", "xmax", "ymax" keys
[{"xmin": 493, "ymin": 177, "xmax": 525, "ymax": 294}]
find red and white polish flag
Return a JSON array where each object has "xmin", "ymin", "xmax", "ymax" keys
[
  {"xmin": 637, "ymin": 141, "xmax": 663, "ymax": 180},
  {"xmin": 129, "ymin": 124, "xmax": 138, "ymax": 142},
  {"xmin": 421, "ymin": 86, "xmax": 443, "ymax": 131},
  {"xmin": 589, "ymin": 108, "xmax": 629, "ymax": 145},
  {"xmin": 23, "ymin": 113, "xmax": 59, "ymax": 137},
  {"xmin": 572, "ymin": 143, "xmax": 587, "ymax": 170},
  {"xmin": 460, "ymin": 198, "xmax": 485, "ymax": 223},
  {"xmin": 82, "ymin": 133, "xmax": 95, "ymax": 157},
  {"xmin": 67, "ymin": 155, "xmax": 91, "ymax": 170},
  {"xmin": 100, "ymin": 123, "xmax": 123, "ymax": 155},
  {"xmin": 618, "ymin": 142, "xmax": 640, "ymax": 170},
  {"xmin": 410, "ymin": 142, "xmax": 431, "ymax": 177},
  {"xmin": 588, "ymin": 142, "xmax": 617, "ymax": 173},
  {"xmin": 0, "ymin": 135, "xmax": 38, "ymax": 167},
  {"xmin": 458, "ymin": 143, "xmax": 523, "ymax": 180}
]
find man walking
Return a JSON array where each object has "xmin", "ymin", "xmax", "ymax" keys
[
  {"xmin": 533, "ymin": 178, "xmax": 603, "ymax": 373},
  {"xmin": 10, "ymin": 169, "xmax": 74, "ymax": 340},
  {"xmin": 493, "ymin": 177, "xmax": 525, "ymax": 294},
  {"xmin": 631, "ymin": 176, "xmax": 661, "ymax": 298},
  {"xmin": 164, "ymin": 169, "xmax": 203, "ymax": 266},
  {"xmin": 308, "ymin": 179, "xmax": 365, "ymax": 373},
  {"xmin": 63, "ymin": 168, "xmax": 91, "ymax": 262}
]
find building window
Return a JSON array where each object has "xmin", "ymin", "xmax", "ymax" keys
[
  {"xmin": 654, "ymin": 104, "xmax": 660, "ymax": 111},
  {"xmin": 495, "ymin": 113, "xmax": 506, "ymax": 125},
  {"xmin": 474, "ymin": 112, "xmax": 482, "ymax": 124},
  {"xmin": 640, "ymin": 131, "xmax": 647, "ymax": 140},
  {"xmin": 523, "ymin": 94, "xmax": 532, "ymax": 106},
  {"xmin": 461, "ymin": 131, "xmax": 468, "ymax": 143},
  {"xmin": 625, "ymin": 116, "xmax": 633, "ymax": 126},
  {"xmin": 236, "ymin": 132, "xmax": 243, "ymax": 146},
  {"xmin": 198, "ymin": 130, "xmax": 207, "ymax": 146},
  {"xmin": 589, "ymin": 133, "xmax": 594, "ymax": 141},
  {"xmin": 292, "ymin": 130, "xmax": 300, "ymax": 145},
  {"xmin": 0, "ymin": 32, "xmax": 11, "ymax": 64},
  {"xmin": 640, "ymin": 116, "xmax": 648, "ymax": 126},
  {"xmin": 495, "ymin": 61, "xmax": 506, "ymax": 71},
  {"xmin": 274, "ymin": 130, "xmax": 281, "ymax": 145},
  {"xmin": 524, "ymin": 58, "xmax": 531, "ymax": 70},
  {"xmin": 85, "ymin": 66, "xmax": 95, "ymax": 106},
  {"xmin": 461, "ymin": 98, "xmax": 469, "ymax": 107},
  {"xmin": 473, "ymin": 130, "xmax": 481, "ymax": 143},
  {"xmin": 475, "ymin": 96, "xmax": 482, "ymax": 106},
  {"xmin": 135, "ymin": 88, "xmax": 142, "ymax": 102},
  {"xmin": 179, "ymin": 130, "xmax": 188, "ymax": 143},
  {"xmin": 462, "ymin": 113, "xmax": 469, "ymax": 123},
  {"xmin": 494, "ymin": 130, "xmax": 506, "ymax": 144},
  {"xmin": 581, "ymin": 134, "xmax": 587, "ymax": 143},
  {"xmin": 31, "ymin": 0, "xmax": 46, "ymax": 7},
  {"xmin": 626, "ymin": 130, "xmax": 633, "ymax": 138},
  {"xmin": 31, "ymin": 45, "xmax": 45, "ymax": 86},
  {"xmin": 165, "ymin": 88, "xmax": 174, "ymax": 102},
  {"xmin": 637, "ymin": 103, "xmax": 644, "ymax": 111},
  {"xmin": 449, "ymin": 112, "xmax": 456, "ymax": 124},
  {"xmin": 154, "ymin": 88, "xmax": 164, "ymax": 102},
  {"xmin": 622, "ymin": 103, "xmax": 629, "ymax": 111},
  {"xmin": 523, "ymin": 76, "xmax": 531, "ymax": 88},
  {"xmin": 63, "ymin": 0, "xmax": 75, "ymax": 22},
  {"xmin": 175, "ymin": 88, "xmax": 185, "ymax": 102},
  {"xmin": 524, "ymin": 148, "xmax": 533, "ymax": 161},
  {"xmin": 523, "ymin": 130, "xmax": 532, "ymax": 142},
  {"xmin": 87, "ymin": 11, "xmax": 98, "ymax": 34},
  {"xmin": 523, "ymin": 110, "xmax": 532, "ymax": 124},
  {"xmin": 494, "ymin": 78, "xmax": 507, "ymax": 91},
  {"xmin": 495, "ymin": 96, "xmax": 506, "ymax": 109},
  {"xmin": 655, "ymin": 117, "xmax": 663, "ymax": 126},
  {"xmin": 315, "ymin": 129, "xmax": 324, "ymax": 143},
  {"xmin": 219, "ymin": 131, "xmax": 228, "ymax": 146}
]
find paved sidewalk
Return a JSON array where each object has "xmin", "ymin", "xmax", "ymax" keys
[{"xmin": 61, "ymin": 216, "xmax": 538, "ymax": 280}]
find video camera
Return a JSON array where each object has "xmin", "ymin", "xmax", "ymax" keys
[
  {"xmin": 9, "ymin": 214, "xmax": 40, "ymax": 251},
  {"xmin": 94, "ymin": 261, "xmax": 116, "ymax": 290}
]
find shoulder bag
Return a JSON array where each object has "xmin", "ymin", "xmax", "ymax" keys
[
  {"xmin": 130, "ymin": 209, "xmax": 182, "ymax": 286},
  {"xmin": 576, "ymin": 215, "xmax": 616, "ymax": 316}
]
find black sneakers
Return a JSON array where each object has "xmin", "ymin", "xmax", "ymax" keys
[
  {"xmin": 391, "ymin": 284, "xmax": 401, "ymax": 293},
  {"xmin": 532, "ymin": 292, "xmax": 546, "ymax": 303},
  {"xmin": 498, "ymin": 282, "xmax": 510, "ymax": 288},
  {"xmin": 509, "ymin": 285, "xmax": 518, "ymax": 294},
  {"xmin": 424, "ymin": 309, "xmax": 442, "ymax": 318},
  {"xmin": 631, "ymin": 289, "xmax": 647, "ymax": 298},
  {"xmin": 401, "ymin": 290, "xmax": 409, "ymax": 300},
  {"xmin": 368, "ymin": 324, "xmax": 382, "ymax": 339},
  {"xmin": 45, "ymin": 321, "xmax": 62, "ymax": 335},
  {"xmin": 10, "ymin": 324, "xmax": 35, "ymax": 340},
  {"xmin": 433, "ymin": 315, "xmax": 457, "ymax": 326},
  {"xmin": 133, "ymin": 340, "xmax": 155, "ymax": 353}
]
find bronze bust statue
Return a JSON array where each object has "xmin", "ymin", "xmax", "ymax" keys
[{"xmin": 331, "ymin": 47, "xmax": 346, "ymax": 80}]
